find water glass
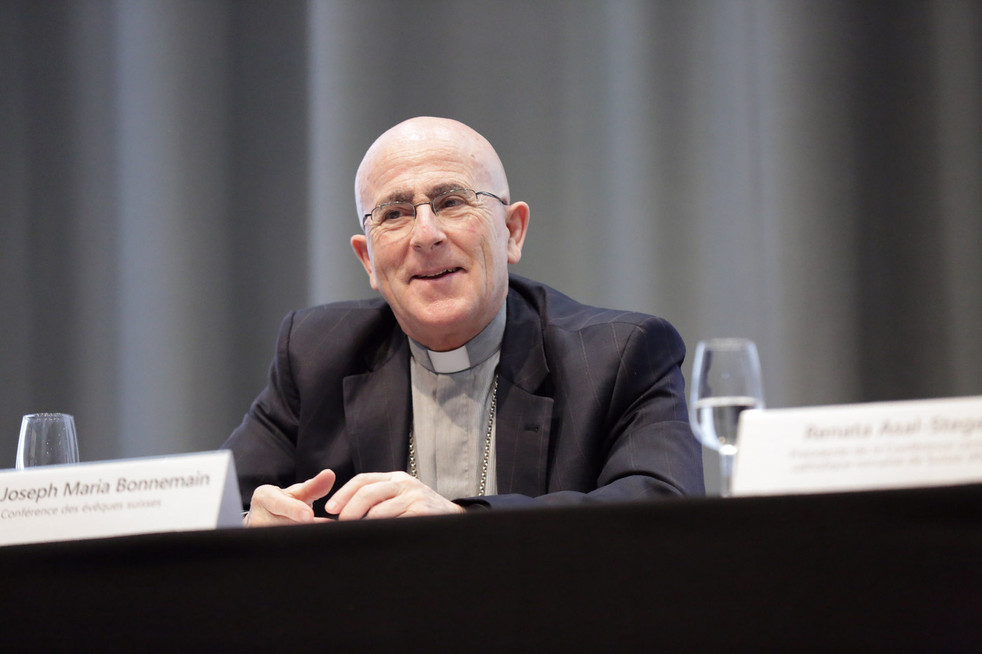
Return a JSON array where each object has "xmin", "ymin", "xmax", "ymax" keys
[
  {"xmin": 16, "ymin": 413, "xmax": 80, "ymax": 469},
  {"xmin": 689, "ymin": 339, "xmax": 764, "ymax": 496}
]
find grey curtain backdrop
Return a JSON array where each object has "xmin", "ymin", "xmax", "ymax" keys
[{"xmin": 2, "ymin": 1, "xmax": 980, "ymax": 490}]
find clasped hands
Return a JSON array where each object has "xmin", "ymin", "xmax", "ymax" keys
[{"xmin": 244, "ymin": 469, "xmax": 464, "ymax": 527}]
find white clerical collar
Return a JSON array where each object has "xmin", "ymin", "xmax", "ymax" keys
[{"xmin": 409, "ymin": 303, "xmax": 507, "ymax": 374}]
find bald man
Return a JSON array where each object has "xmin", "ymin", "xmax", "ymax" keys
[{"xmin": 224, "ymin": 117, "xmax": 704, "ymax": 526}]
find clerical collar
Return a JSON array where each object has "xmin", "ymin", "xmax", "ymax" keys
[{"xmin": 409, "ymin": 303, "xmax": 507, "ymax": 374}]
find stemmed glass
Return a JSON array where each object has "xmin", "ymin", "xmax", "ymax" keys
[
  {"xmin": 689, "ymin": 339, "xmax": 764, "ymax": 497},
  {"xmin": 16, "ymin": 413, "xmax": 80, "ymax": 469}
]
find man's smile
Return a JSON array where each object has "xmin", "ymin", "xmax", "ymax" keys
[{"xmin": 411, "ymin": 267, "xmax": 463, "ymax": 281}]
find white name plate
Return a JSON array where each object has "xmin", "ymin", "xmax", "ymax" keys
[
  {"xmin": 732, "ymin": 395, "xmax": 982, "ymax": 496},
  {"xmin": 0, "ymin": 450, "xmax": 242, "ymax": 546}
]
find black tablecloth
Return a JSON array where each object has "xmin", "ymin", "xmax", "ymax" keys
[{"xmin": 2, "ymin": 484, "xmax": 980, "ymax": 652}]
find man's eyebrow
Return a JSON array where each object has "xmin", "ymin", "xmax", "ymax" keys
[
  {"xmin": 375, "ymin": 189, "xmax": 414, "ymax": 206},
  {"xmin": 375, "ymin": 183, "xmax": 470, "ymax": 206},
  {"xmin": 426, "ymin": 183, "xmax": 469, "ymax": 197}
]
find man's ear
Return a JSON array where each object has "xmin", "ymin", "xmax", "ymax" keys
[
  {"xmin": 504, "ymin": 201, "xmax": 530, "ymax": 264},
  {"xmin": 350, "ymin": 234, "xmax": 378, "ymax": 290}
]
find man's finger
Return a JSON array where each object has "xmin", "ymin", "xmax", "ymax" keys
[
  {"xmin": 336, "ymin": 479, "xmax": 404, "ymax": 521},
  {"xmin": 286, "ymin": 469, "xmax": 337, "ymax": 504},
  {"xmin": 327, "ymin": 472, "xmax": 464, "ymax": 520},
  {"xmin": 325, "ymin": 472, "xmax": 407, "ymax": 515},
  {"xmin": 250, "ymin": 485, "xmax": 316, "ymax": 524},
  {"xmin": 247, "ymin": 469, "xmax": 338, "ymax": 527}
]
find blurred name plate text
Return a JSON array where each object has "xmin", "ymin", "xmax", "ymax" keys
[{"xmin": 733, "ymin": 395, "xmax": 982, "ymax": 495}]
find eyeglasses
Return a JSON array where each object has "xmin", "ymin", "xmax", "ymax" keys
[{"xmin": 362, "ymin": 188, "xmax": 507, "ymax": 234}]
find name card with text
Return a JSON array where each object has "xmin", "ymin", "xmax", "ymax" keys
[
  {"xmin": 732, "ymin": 395, "xmax": 982, "ymax": 496},
  {"xmin": 0, "ymin": 450, "xmax": 242, "ymax": 546}
]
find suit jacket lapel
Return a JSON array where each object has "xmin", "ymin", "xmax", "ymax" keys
[
  {"xmin": 495, "ymin": 287, "xmax": 554, "ymax": 496},
  {"xmin": 342, "ymin": 329, "xmax": 412, "ymax": 474}
]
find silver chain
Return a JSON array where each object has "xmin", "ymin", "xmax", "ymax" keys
[{"xmin": 408, "ymin": 375, "xmax": 499, "ymax": 497}]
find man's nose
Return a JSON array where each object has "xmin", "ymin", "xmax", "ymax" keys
[{"xmin": 409, "ymin": 203, "xmax": 446, "ymax": 250}]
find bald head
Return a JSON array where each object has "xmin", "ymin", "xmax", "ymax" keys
[{"xmin": 355, "ymin": 117, "xmax": 510, "ymax": 222}]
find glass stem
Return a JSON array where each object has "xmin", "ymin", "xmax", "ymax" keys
[{"xmin": 719, "ymin": 451, "xmax": 735, "ymax": 498}]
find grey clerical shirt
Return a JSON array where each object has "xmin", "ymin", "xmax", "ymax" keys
[{"xmin": 407, "ymin": 303, "xmax": 506, "ymax": 500}]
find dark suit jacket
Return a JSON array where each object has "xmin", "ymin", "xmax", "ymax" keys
[{"xmin": 224, "ymin": 275, "xmax": 704, "ymax": 512}]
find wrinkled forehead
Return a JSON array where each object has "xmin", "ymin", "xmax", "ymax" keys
[{"xmin": 355, "ymin": 119, "xmax": 508, "ymax": 215}]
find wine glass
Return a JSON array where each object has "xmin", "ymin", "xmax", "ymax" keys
[
  {"xmin": 689, "ymin": 339, "xmax": 764, "ymax": 497},
  {"xmin": 16, "ymin": 413, "xmax": 80, "ymax": 469}
]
